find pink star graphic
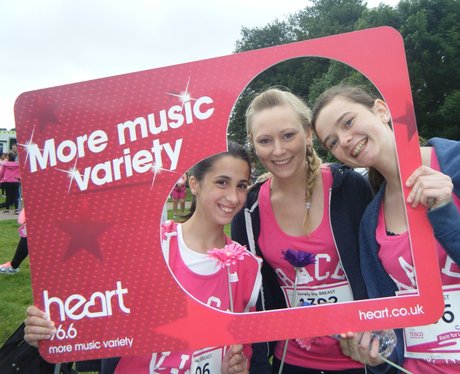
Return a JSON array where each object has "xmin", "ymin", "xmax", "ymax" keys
[
  {"xmin": 30, "ymin": 96, "xmax": 60, "ymax": 132},
  {"xmin": 58, "ymin": 202, "xmax": 112, "ymax": 260},
  {"xmin": 153, "ymin": 297, "xmax": 233, "ymax": 350}
]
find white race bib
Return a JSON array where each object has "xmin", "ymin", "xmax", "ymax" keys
[
  {"xmin": 191, "ymin": 346, "xmax": 225, "ymax": 374},
  {"xmin": 282, "ymin": 281, "xmax": 353, "ymax": 307},
  {"xmin": 398, "ymin": 285, "xmax": 460, "ymax": 360}
]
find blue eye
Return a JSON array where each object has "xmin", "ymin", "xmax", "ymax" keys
[
  {"xmin": 344, "ymin": 118, "xmax": 353, "ymax": 128},
  {"xmin": 258, "ymin": 138, "xmax": 270, "ymax": 145},
  {"xmin": 283, "ymin": 132, "xmax": 295, "ymax": 140}
]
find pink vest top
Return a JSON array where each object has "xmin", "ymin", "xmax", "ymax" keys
[{"xmin": 258, "ymin": 166, "xmax": 362, "ymax": 370}]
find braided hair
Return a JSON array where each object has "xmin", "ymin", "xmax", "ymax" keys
[{"xmin": 246, "ymin": 88, "xmax": 322, "ymax": 233}]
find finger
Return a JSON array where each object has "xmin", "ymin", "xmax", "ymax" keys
[
  {"xmin": 230, "ymin": 344, "xmax": 244, "ymax": 355},
  {"xmin": 409, "ymin": 181, "xmax": 452, "ymax": 208},
  {"xmin": 355, "ymin": 331, "xmax": 365, "ymax": 345},
  {"xmin": 26, "ymin": 305, "xmax": 47, "ymax": 318},
  {"xmin": 405, "ymin": 165, "xmax": 433, "ymax": 187},
  {"xmin": 229, "ymin": 354, "xmax": 248, "ymax": 373},
  {"xmin": 339, "ymin": 338, "xmax": 351, "ymax": 357},
  {"xmin": 406, "ymin": 168, "xmax": 452, "ymax": 207},
  {"xmin": 226, "ymin": 344, "xmax": 243, "ymax": 362},
  {"xmin": 229, "ymin": 353, "xmax": 244, "ymax": 366},
  {"xmin": 358, "ymin": 331, "xmax": 372, "ymax": 351},
  {"xmin": 369, "ymin": 336, "xmax": 381, "ymax": 360},
  {"xmin": 24, "ymin": 324, "xmax": 56, "ymax": 342},
  {"xmin": 25, "ymin": 315, "xmax": 55, "ymax": 329}
]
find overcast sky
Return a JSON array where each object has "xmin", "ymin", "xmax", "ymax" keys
[{"xmin": 0, "ymin": 0, "xmax": 399, "ymax": 130}]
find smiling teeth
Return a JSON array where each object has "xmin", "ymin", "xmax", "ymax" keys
[
  {"xmin": 273, "ymin": 159, "xmax": 290, "ymax": 166},
  {"xmin": 351, "ymin": 138, "xmax": 367, "ymax": 158},
  {"xmin": 221, "ymin": 206, "xmax": 233, "ymax": 213}
]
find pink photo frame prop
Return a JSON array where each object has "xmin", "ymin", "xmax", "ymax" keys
[{"xmin": 15, "ymin": 26, "xmax": 443, "ymax": 362}]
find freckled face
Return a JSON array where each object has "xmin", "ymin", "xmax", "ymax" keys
[
  {"xmin": 250, "ymin": 105, "xmax": 310, "ymax": 180},
  {"xmin": 314, "ymin": 97, "xmax": 392, "ymax": 168},
  {"xmin": 190, "ymin": 156, "xmax": 250, "ymax": 226}
]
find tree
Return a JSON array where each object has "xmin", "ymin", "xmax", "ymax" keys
[
  {"xmin": 398, "ymin": 0, "xmax": 460, "ymax": 139},
  {"xmin": 228, "ymin": 0, "xmax": 460, "ymax": 144},
  {"xmin": 229, "ymin": 0, "xmax": 371, "ymax": 145}
]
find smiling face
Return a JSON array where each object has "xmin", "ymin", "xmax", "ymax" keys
[
  {"xmin": 250, "ymin": 104, "xmax": 310, "ymax": 180},
  {"xmin": 189, "ymin": 155, "xmax": 250, "ymax": 226},
  {"xmin": 314, "ymin": 96, "xmax": 393, "ymax": 169}
]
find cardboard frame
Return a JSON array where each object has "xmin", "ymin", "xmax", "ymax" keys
[{"xmin": 15, "ymin": 26, "xmax": 443, "ymax": 362}]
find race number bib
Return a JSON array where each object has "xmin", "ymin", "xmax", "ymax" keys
[
  {"xmin": 282, "ymin": 281, "xmax": 353, "ymax": 307},
  {"xmin": 398, "ymin": 285, "xmax": 460, "ymax": 360},
  {"xmin": 191, "ymin": 347, "xmax": 225, "ymax": 374}
]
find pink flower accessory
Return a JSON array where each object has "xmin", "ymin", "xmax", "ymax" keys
[
  {"xmin": 208, "ymin": 243, "xmax": 249, "ymax": 269},
  {"xmin": 208, "ymin": 242, "xmax": 249, "ymax": 312}
]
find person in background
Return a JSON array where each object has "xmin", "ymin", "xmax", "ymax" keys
[
  {"xmin": 0, "ymin": 151, "xmax": 20, "ymax": 213},
  {"xmin": 312, "ymin": 84, "xmax": 460, "ymax": 373},
  {"xmin": 171, "ymin": 173, "xmax": 187, "ymax": 218},
  {"xmin": 0, "ymin": 208, "xmax": 27, "ymax": 274},
  {"xmin": 0, "ymin": 153, "xmax": 8, "ymax": 203},
  {"xmin": 11, "ymin": 143, "xmax": 18, "ymax": 161}
]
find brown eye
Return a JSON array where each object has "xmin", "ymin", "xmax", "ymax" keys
[{"xmin": 328, "ymin": 138, "xmax": 338, "ymax": 150}]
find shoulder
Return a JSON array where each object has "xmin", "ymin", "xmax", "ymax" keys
[
  {"xmin": 426, "ymin": 137, "xmax": 460, "ymax": 162},
  {"xmin": 426, "ymin": 137, "xmax": 460, "ymax": 184},
  {"xmin": 327, "ymin": 163, "xmax": 371, "ymax": 190}
]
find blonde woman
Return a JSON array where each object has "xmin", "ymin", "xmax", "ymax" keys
[{"xmin": 232, "ymin": 88, "xmax": 376, "ymax": 373}]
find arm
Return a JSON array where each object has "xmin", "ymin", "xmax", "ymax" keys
[{"xmin": 406, "ymin": 165, "xmax": 460, "ymax": 265}]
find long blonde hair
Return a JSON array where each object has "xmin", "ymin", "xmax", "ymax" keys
[{"xmin": 246, "ymin": 88, "xmax": 322, "ymax": 232}]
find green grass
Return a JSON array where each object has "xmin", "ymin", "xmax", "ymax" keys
[{"xmin": 0, "ymin": 218, "xmax": 33, "ymax": 346}]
